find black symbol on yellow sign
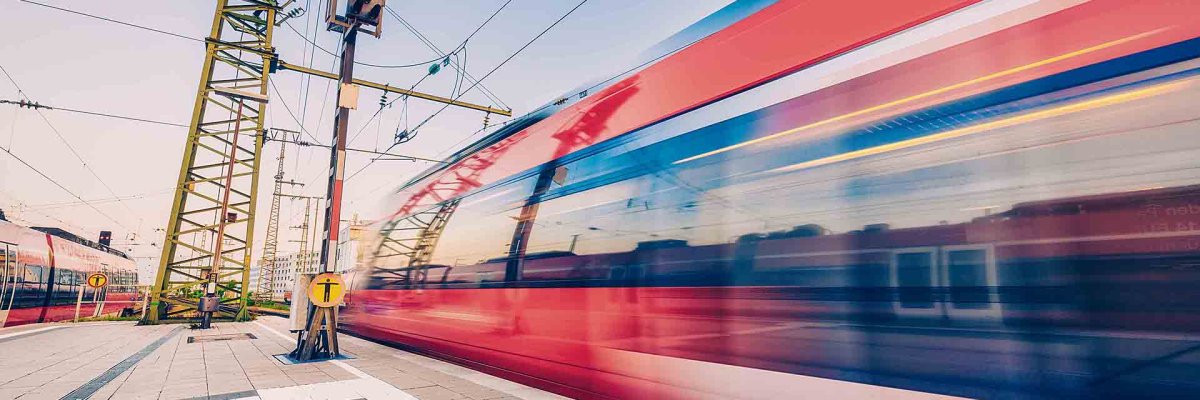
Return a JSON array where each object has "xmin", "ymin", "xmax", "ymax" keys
[
  {"xmin": 307, "ymin": 273, "xmax": 345, "ymax": 308},
  {"xmin": 86, "ymin": 272, "xmax": 108, "ymax": 288},
  {"xmin": 318, "ymin": 280, "xmax": 337, "ymax": 302}
]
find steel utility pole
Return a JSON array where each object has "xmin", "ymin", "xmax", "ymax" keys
[
  {"xmin": 255, "ymin": 134, "xmax": 300, "ymax": 304},
  {"xmin": 148, "ymin": 0, "xmax": 275, "ymax": 326},
  {"xmin": 255, "ymin": 138, "xmax": 285, "ymax": 302},
  {"xmin": 149, "ymin": 0, "xmax": 508, "ymax": 328},
  {"xmin": 293, "ymin": 0, "xmax": 382, "ymax": 361},
  {"xmin": 319, "ymin": 15, "xmax": 360, "ymax": 280}
]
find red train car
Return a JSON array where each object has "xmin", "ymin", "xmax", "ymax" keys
[
  {"xmin": 345, "ymin": 0, "xmax": 1200, "ymax": 398},
  {"xmin": 0, "ymin": 220, "xmax": 139, "ymax": 327}
]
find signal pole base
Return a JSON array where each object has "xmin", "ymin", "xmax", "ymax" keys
[{"xmin": 290, "ymin": 306, "xmax": 340, "ymax": 361}]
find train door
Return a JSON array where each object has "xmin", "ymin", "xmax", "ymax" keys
[
  {"xmin": 0, "ymin": 242, "xmax": 20, "ymax": 327},
  {"xmin": 890, "ymin": 247, "xmax": 943, "ymax": 318},
  {"xmin": 890, "ymin": 245, "xmax": 1001, "ymax": 321},
  {"xmin": 940, "ymin": 244, "xmax": 1001, "ymax": 320}
]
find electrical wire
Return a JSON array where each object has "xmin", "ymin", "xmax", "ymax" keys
[
  {"xmin": 385, "ymin": 4, "xmax": 510, "ymax": 110},
  {"xmin": 0, "ymin": 64, "xmax": 135, "ymax": 231},
  {"xmin": 20, "ymin": 187, "xmax": 177, "ymax": 211},
  {"xmin": 281, "ymin": 19, "xmax": 464, "ymax": 69},
  {"xmin": 296, "ymin": 0, "xmax": 325, "ymax": 178},
  {"xmin": 458, "ymin": 0, "xmax": 514, "ymax": 46},
  {"xmin": 434, "ymin": 20, "xmax": 717, "ymax": 160},
  {"xmin": 394, "ymin": 0, "xmax": 589, "ymax": 147},
  {"xmin": 0, "ymin": 99, "xmax": 188, "ymax": 128},
  {"xmin": 344, "ymin": 0, "xmax": 588, "ymax": 183},
  {"xmin": 261, "ymin": 134, "xmax": 445, "ymax": 163},
  {"xmin": 0, "ymin": 191, "xmax": 87, "ymax": 232},
  {"xmin": 0, "ymin": 146, "xmax": 130, "ymax": 231},
  {"xmin": 20, "ymin": 0, "xmax": 203, "ymax": 43},
  {"xmin": 343, "ymin": 0, "xmax": 516, "ymax": 150},
  {"xmin": 267, "ymin": 80, "xmax": 326, "ymax": 145}
]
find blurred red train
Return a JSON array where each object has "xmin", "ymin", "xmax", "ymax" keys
[
  {"xmin": 0, "ymin": 219, "xmax": 139, "ymax": 327},
  {"xmin": 344, "ymin": 0, "xmax": 1200, "ymax": 398}
]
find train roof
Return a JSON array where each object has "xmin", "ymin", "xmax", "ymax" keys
[
  {"xmin": 996, "ymin": 184, "xmax": 1200, "ymax": 218},
  {"xmin": 397, "ymin": 1, "xmax": 772, "ymax": 192},
  {"xmin": 31, "ymin": 226, "xmax": 130, "ymax": 259}
]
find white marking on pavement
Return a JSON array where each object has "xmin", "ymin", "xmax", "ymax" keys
[
  {"xmin": 239, "ymin": 377, "xmax": 416, "ymax": 400},
  {"xmin": 252, "ymin": 320, "xmax": 294, "ymax": 342},
  {"xmin": 250, "ymin": 319, "xmax": 417, "ymax": 400},
  {"xmin": 0, "ymin": 325, "xmax": 62, "ymax": 340}
]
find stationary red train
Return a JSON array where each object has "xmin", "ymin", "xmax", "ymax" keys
[
  {"xmin": 0, "ymin": 219, "xmax": 138, "ymax": 327},
  {"xmin": 344, "ymin": 0, "xmax": 1200, "ymax": 398}
]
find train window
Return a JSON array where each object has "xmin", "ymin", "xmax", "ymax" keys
[
  {"xmin": 524, "ymin": 175, "xmax": 707, "ymax": 256},
  {"xmin": 945, "ymin": 248, "xmax": 992, "ymax": 310},
  {"xmin": 57, "ymin": 270, "xmax": 77, "ymax": 286},
  {"xmin": 419, "ymin": 178, "xmax": 535, "ymax": 286},
  {"xmin": 894, "ymin": 251, "xmax": 935, "ymax": 309},
  {"xmin": 522, "ymin": 173, "xmax": 727, "ymax": 283},
  {"xmin": 23, "ymin": 265, "xmax": 42, "ymax": 285}
]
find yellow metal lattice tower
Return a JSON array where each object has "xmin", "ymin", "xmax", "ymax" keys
[{"xmin": 148, "ymin": 0, "xmax": 277, "ymax": 323}]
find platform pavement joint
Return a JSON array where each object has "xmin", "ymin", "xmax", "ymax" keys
[{"xmin": 0, "ymin": 317, "xmax": 566, "ymax": 400}]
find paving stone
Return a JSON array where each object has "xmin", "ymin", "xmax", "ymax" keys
[
  {"xmin": 407, "ymin": 385, "xmax": 468, "ymax": 400},
  {"xmin": 0, "ymin": 317, "xmax": 563, "ymax": 399},
  {"xmin": 376, "ymin": 371, "xmax": 437, "ymax": 390}
]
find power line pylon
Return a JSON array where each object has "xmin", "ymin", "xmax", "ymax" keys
[
  {"xmin": 282, "ymin": 193, "xmax": 321, "ymax": 268},
  {"xmin": 290, "ymin": 197, "xmax": 312, "ymax": 270},
  {"xmin": 147, "ymin": 0, "xmax": 277, "ymax": 325},
  {"xmin": 148, "ymin": 0, "xmax": 510, "ymax": 327},
  {"xmin": 255, "ymin": 136, "xmax": 300, "ymax": 303}
]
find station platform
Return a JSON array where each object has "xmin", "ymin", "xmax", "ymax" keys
[{"xmin": 0, "ymin": 316, "xmax": 565, "ymax": 400}]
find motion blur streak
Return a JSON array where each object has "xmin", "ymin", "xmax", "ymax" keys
[
  {"xmin": 345, "ymin": 0, "xmax": 1200, "ymax": 399},
  {"xmin": 674, "ymin": 28, "xmax": 1164, "ymax": 165},
  {"xmin": 770, "ymin": 78, "xmax": 1191, "ymax": 173}
]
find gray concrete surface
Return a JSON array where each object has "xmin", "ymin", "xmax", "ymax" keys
[{"xmin": 0, "ymin": 316, "xmax": 566, "ymax": 400}]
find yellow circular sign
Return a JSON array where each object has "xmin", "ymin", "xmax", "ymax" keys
[
  {"xmin": 86, "ymin": 272, "xmax": 108, "ymax": 288},
  {"xmin": 308, "ymin": 273, "xmax": 345, "ymax": 307}
]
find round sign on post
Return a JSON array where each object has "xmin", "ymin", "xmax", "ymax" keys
[
  {"xmin": 308, "ymin": 272, "xmax": 345, "ymax": 307},
  {"xmin": 86, "ymin": 272, "xmax": 108, "ymax": 288}
]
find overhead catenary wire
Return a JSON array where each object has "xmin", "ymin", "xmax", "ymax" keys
[
  {"xmin": 384, "ymin": 3, "xmax": 511, "ymax": 110},
  {"xmin": 0, "ymin": 96, "xmax": 426, "ymax": 165},
  {"xmin": 294, "ymin": 0, "xmax": 320, "ymax": 176},
  {"xmin": 402, "ymin": 0, "xmax": 588, "ymax": 136},
  {"xmin": 268, "ymin": 80, "xmax": 326, "ymax": 145},
  {"xmin": 342, "ymin": 0, "xmax": 516, "ymax": 150},
  {"xmin": 22, "ymin": 0, "xmax": 454, "ymax": 72},
  {"xmin": 20, "ymin": 0, "xmax": 203, "ymax": 43},
  {"xmin": 344, "ymin": 0, "xmax": 589, "ymax": 182},
  {"xmin": 434, "ymin": 16, "xmax": 721, "ymax": 159},
  {"xmin": 17, "ymin": 0, "xmax": 478, "ymax": 163},
  {"xmin": 0, "ymin": 63, "xmax": 136, "ymax": 232},
  {"xmin": 18, "ymin": 187, "xmax": 176, "ymax": 211},
  {"xmin": 0, "ymin": 99, "xmax": 188, "ymax": 128},
  {"xmin": 261, "ymin": 132, "xmax": 445, "ymax": 163},
  {"xmin": 0, "ymin": 146, "xmax": 130, "ymax": 231},
  {"xmin": 282, "ymin": 19, "xmax": 466, "ymax": 69},
  {"xmin": 0, "ymin": 191, "xmax": 88, "ymax": 232}
]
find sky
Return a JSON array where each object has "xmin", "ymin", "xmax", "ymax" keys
[{"xmin": 0, "ymin": 0, "xmax": 732, "ymax": 282}]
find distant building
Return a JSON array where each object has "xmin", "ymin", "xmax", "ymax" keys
[
  {"xmin": 249, "ymin": 262, "xmax": 261, "ymax": 297},
  {"xmin": 271, "ymin": 251, "xmax": 318, "ymax": 302},
  {"xmin": 337, "ymin": 224, "xmax": 369, "ymax": 274},
  {"xmin": 267, "ymin": 223, "xmax": 369, "ymax": 303}
]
